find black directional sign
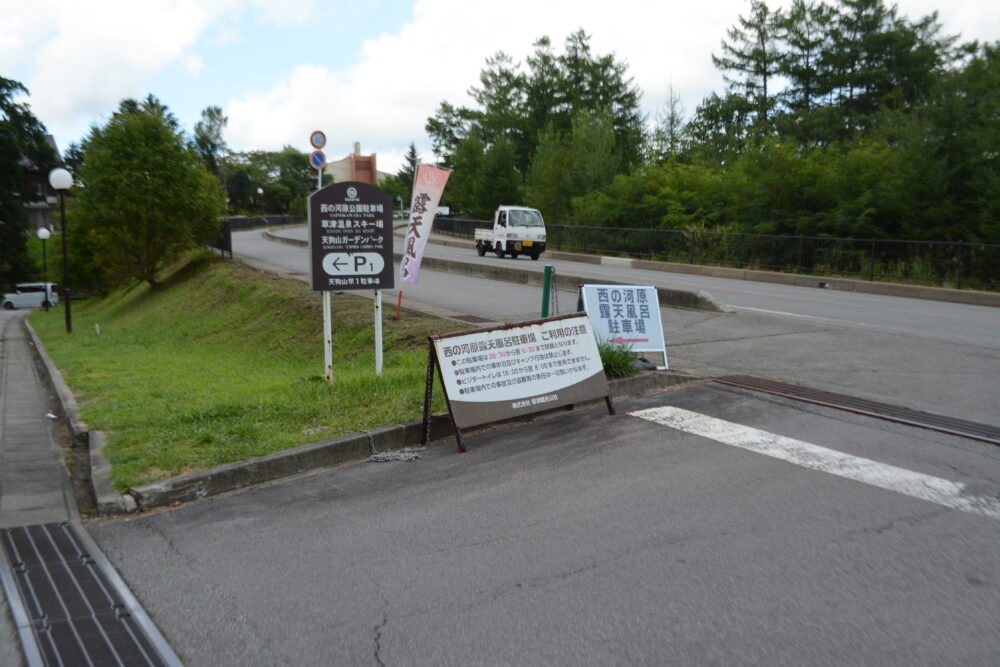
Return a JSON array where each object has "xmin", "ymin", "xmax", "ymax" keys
[{"xmin": 309, "ymin": 182, "xmax": 394, "ymax": 291}]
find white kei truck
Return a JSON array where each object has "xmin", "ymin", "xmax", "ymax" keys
[{"xmin": 474, "ymin": 206, "xmax": 547, "ymax": 260}]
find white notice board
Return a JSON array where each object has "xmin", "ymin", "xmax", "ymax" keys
[
  {"xmin": 432, "ymin": 313, "xmax": 609, "ymax": 429},
  {"xmin": 580, "ymin": 285, "xmax": 668, "ymax": 370}
]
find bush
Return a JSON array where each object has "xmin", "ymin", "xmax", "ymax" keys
[{"xmin": 597, "ymin": 339, "xmax": 637, "ymax": 379}]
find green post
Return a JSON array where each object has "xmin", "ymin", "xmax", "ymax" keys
[{"xmin": 541, "ymin": 265, "xmax": 553, "ymax": 317}]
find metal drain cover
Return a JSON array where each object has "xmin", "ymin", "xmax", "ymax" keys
[
  {"xmin": 714, "ymin": 375, "xmax": 1000, "ymax": 446},
  {"xmin": 0, "ymin": 522, "xmax": 181, "ymax": 666}
]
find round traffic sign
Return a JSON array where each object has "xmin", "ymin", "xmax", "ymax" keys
[
  {"xmin": 310, "ymin": 131, "xmax": 327, "ymax": 149},
  {"xmin": 310, "ymin": 150, "xmax": 327, "ymax": 169}
]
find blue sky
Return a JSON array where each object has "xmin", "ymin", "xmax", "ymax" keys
[{"xmin": 3, "ymin": 0, "xmax": 997, "ymax": 173}]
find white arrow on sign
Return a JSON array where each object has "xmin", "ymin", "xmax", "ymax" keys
[{"xmin": 322, "ymin": 253, "xmax": 385, "ymax": 276}]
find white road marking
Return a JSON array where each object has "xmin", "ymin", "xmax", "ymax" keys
[{"xmin": 629, "ymin": 406, "xmax": 1000, "ymax": 520}]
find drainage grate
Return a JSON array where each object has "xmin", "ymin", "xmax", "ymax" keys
[
  {"xmin": 714, "ymin": 375, "xmax": 1000, "ymax": 446},
  {"xmin": 0, "ymin": 522, "xmax": 181, "ymax": 667}
]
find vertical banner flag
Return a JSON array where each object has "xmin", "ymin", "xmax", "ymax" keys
[{"xmin": 400, "ymin": 164, "xmax": 451, "ymax": 284}]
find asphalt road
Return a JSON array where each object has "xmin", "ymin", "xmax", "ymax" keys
[
  {"xmin": 233, "ymin": 228, "xmax": 1000, "ymax": 425},
  {"xmin": 9, "ymin": 229, "xmax": 995, "ymax": 665},
  {"xmin": 90, "ymin": 383, "xmax": 1000, "ymax": 666}
]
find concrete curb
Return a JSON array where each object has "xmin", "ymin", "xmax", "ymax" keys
[
  {"xmin": 128, "ymin": 416, "xmax": 456, "ymax": 509},
  {"xmin": 126, "ymin": 370, "xmax": 701, "ymax": 510},
  {"xmin": 89, "ymin": 431, "xmax": 133, "ymax": 514},
  {"xmin": 24, "ymin": 320, "xmax": 88, "ymax": 446},
  {"xmin": 410, "ymin": 252, "xmax": 729, "ymax": 313},
  {"xmin": 25, "ymin": 320, "xmax": 134, "ymax": 515}
]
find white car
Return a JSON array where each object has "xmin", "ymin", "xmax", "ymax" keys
[{"xmin": 2, "ymin": 282, "xmax": 60, "ymax": 309}]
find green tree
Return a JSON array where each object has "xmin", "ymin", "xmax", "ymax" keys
[
  {"xmin": 648, "ymin": 85, "xmax": 686, "ymax": 162},
  {"xmin": 397, "ymin": 142, "xmax": 421, "ymax": 195},
  {"xmin": 775, "ymin": 0, "xmax": 832, "ymax": 144},
  {"xmin": 193, "ymin": 105, "xmax": 228, "ymax": 178},
  {"xmin": 425, "ymin": 29, "xmax": 645, "ymax": 188},
  {"xmin": 0, "ymin": 77, "xmax": 55, "ymax": 287},
  {"xmin": 377, "ymin": 173, "xmax": 409, "ymax": 210},
  {"xmin": 820, "ymin": 0, "xmax": 952, "ymax": 139},
  {"xmin": 557, "ymin": 30, "xmax": 646, "ymax": 168},
  {"xmin": 522, "ymin": 125, "xmax": 573, "ymax": 223},
  {"xmin": 894, "ymin": 42, "xmax": 1000, "ymax": 243},
  {"xmin": 222, "ymin": 147, "xmax": 315, "ymax": 215},
  {"xmin": 73, "ymin": 96, "xmax": 225, "ymax": 288},
  {"xmin": 443, "ymin": 134, "xmax": 485, "ymax": 216},
  {"xmin": 472, "ymin": 138, "xmax": 521, "ymax": 219},
  {"xmin": 524, "ymin": 110, "xmax": 619, "ymax": 224},
  {"xmin": 685, "ymin": 92, "xmax": 755, "ymax": 162},
  {"xmin": 712, "ymin": 0, "xmax": 783, "ymax": 140}
]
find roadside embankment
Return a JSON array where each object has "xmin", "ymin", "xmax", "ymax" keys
[{"xmin": 28, "ymin": 251, "xmax": 703, "ymax": 514}]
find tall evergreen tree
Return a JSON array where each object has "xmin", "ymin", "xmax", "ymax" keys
[
  {"xmin": 0, "ymin": 77, "xmax": 55, "ymax": 287},
  {"xmin": 712, "ymin": 0, "xmax": 783, "ymax": 140},
  {"xmin": 425, "ymin": 28, "xmax": 645, "ymax": 198},
  {"xmin": 894, "ymin": 42, "xmax": 1000, "ymax": 243},
  {"xmin": 193, "ymin": 105, "xmax": 228, "ymax": 178},
  {"xmin": 649, "ymin": 85, "xmax": 686, "ymax": 162},
  {"xmin": 775, "ymin": 0, "xmax": 832, "ymax": 143},
  {"xmin": 397, "ymin": 142, "xmax": 421, "ymax": 195}
]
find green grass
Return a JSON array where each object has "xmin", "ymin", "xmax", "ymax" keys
[
  {"xmin": 597, "ymin": 339, "xmax": 637, "ymax": 379},
  {"xmin": 30, "ymin": 251, "xmax": 454, "ymax": 490}
]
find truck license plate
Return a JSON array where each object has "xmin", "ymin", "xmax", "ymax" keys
[{"xmin": 522, "ymin": 241, "xmax": 533, "ymax": 247}]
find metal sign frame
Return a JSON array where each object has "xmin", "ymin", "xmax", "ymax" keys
[
  {"xmin": 423, "ymin": 313, "xmax": 615, "ymax": 452},
  {"xmin": 579, "ymin": 284, "xmax": 668, "ymax": 370}
]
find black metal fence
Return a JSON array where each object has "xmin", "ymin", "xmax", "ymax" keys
[{"xmin": 433, "ymin": 218, "xmax": 1000, "ymax": 290}]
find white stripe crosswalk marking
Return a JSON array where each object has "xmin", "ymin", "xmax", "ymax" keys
[{"xmin": 629, "ymin": 406, "xmax": 1000, "ymax": 520}]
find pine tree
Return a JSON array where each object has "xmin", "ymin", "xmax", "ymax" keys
[
  {"xmin": 397, "ymin": 142, "xmax": 421, "ymax": 195},
  {"xmin": 649, "ymin": 85, "xmax": 686, "ymax": 162},
  {"xmin": 712, "ymin": 0, "xmax": 782, "ymax": 141}
]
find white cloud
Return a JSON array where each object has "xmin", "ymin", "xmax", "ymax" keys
[
  {"xmin": 225, "ymin": 0, "xmax": 749, "ymax": 168},
  {"xmin": 225, "ymin": 0, "xmax": 999, "ymax": 171},
  {"xmin": 2, "ymin": 0, "xmax": 318, "ymax": 145},
  {"xmin": 4, "ymin": 0, "xmax": 995, "ymax": 172}
]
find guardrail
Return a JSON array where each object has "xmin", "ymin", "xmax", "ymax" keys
[{"xmin": 432, "ymin": 218, "xmax": 999, "ymax": 290}]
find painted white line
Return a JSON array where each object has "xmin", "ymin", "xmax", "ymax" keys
[{"xmin": 629, "ymin": 406, "xmax": 1000, "ymax": 520}]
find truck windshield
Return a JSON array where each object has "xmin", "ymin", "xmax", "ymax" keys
[{"xmin": 508, "ymin": 209, "xmax": 544, "ymax": 228}]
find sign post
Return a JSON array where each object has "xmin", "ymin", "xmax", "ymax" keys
[{"xmin": 308, "ymin": 181, "xmax": 394, "ymax": 381}]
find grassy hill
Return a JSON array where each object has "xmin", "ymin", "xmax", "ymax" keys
[{"xmin": 30, "ymin": 251, "xmax": 453, "ymax": 490}]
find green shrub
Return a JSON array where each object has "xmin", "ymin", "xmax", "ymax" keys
[{"xmin": 597, "ymin": 339, "xmax": 637, "ymax": 379}]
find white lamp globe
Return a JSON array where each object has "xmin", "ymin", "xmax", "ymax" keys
[
  {"xmin": 48, "ymin": 168, "xmax": 73, "ymax": 190},
  {"xmin": 37, "ymin": 227, "xmax": 51, "ymax": 240}
]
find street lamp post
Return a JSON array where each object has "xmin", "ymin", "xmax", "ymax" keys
[
  {"xmin": 36, "ymin": 227, "xmax": 50, "ymax": 311},
  {"xmin": 48, "ymin": 167, "xmax": 73, "ymax": 333}
]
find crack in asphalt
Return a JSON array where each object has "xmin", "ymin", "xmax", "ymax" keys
[{"xmin": 364, "ymin": 569, "xmax": 391, "ymax": 666}]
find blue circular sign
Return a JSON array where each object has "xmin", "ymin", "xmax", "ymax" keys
[{"xmin": 310, "ymin": 150, "xmax": 326, "ymax": 169}]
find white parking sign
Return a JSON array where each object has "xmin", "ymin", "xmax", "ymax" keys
[{"xmin": 580, "ymin": 285, "xmax": 668, "ymax": 369}]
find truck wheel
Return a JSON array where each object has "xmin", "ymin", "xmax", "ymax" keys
[
  {"xmin": 476, "ymin": 242, "xmax": 486, "ymax": 257},
  {"xmin": 509, "ymin": 251, "xmax": 519, "ymax": 259},
  {"xmin": 529, "ymin": 253, "xmax": 540, "ymax": 261},
  {"xmin": 494, "ymin": 243, "xmax": 505, "ymax": 258},
  {"xmin": 3, "ymin": 302, "xmax": 13, "ymax": 310}
]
